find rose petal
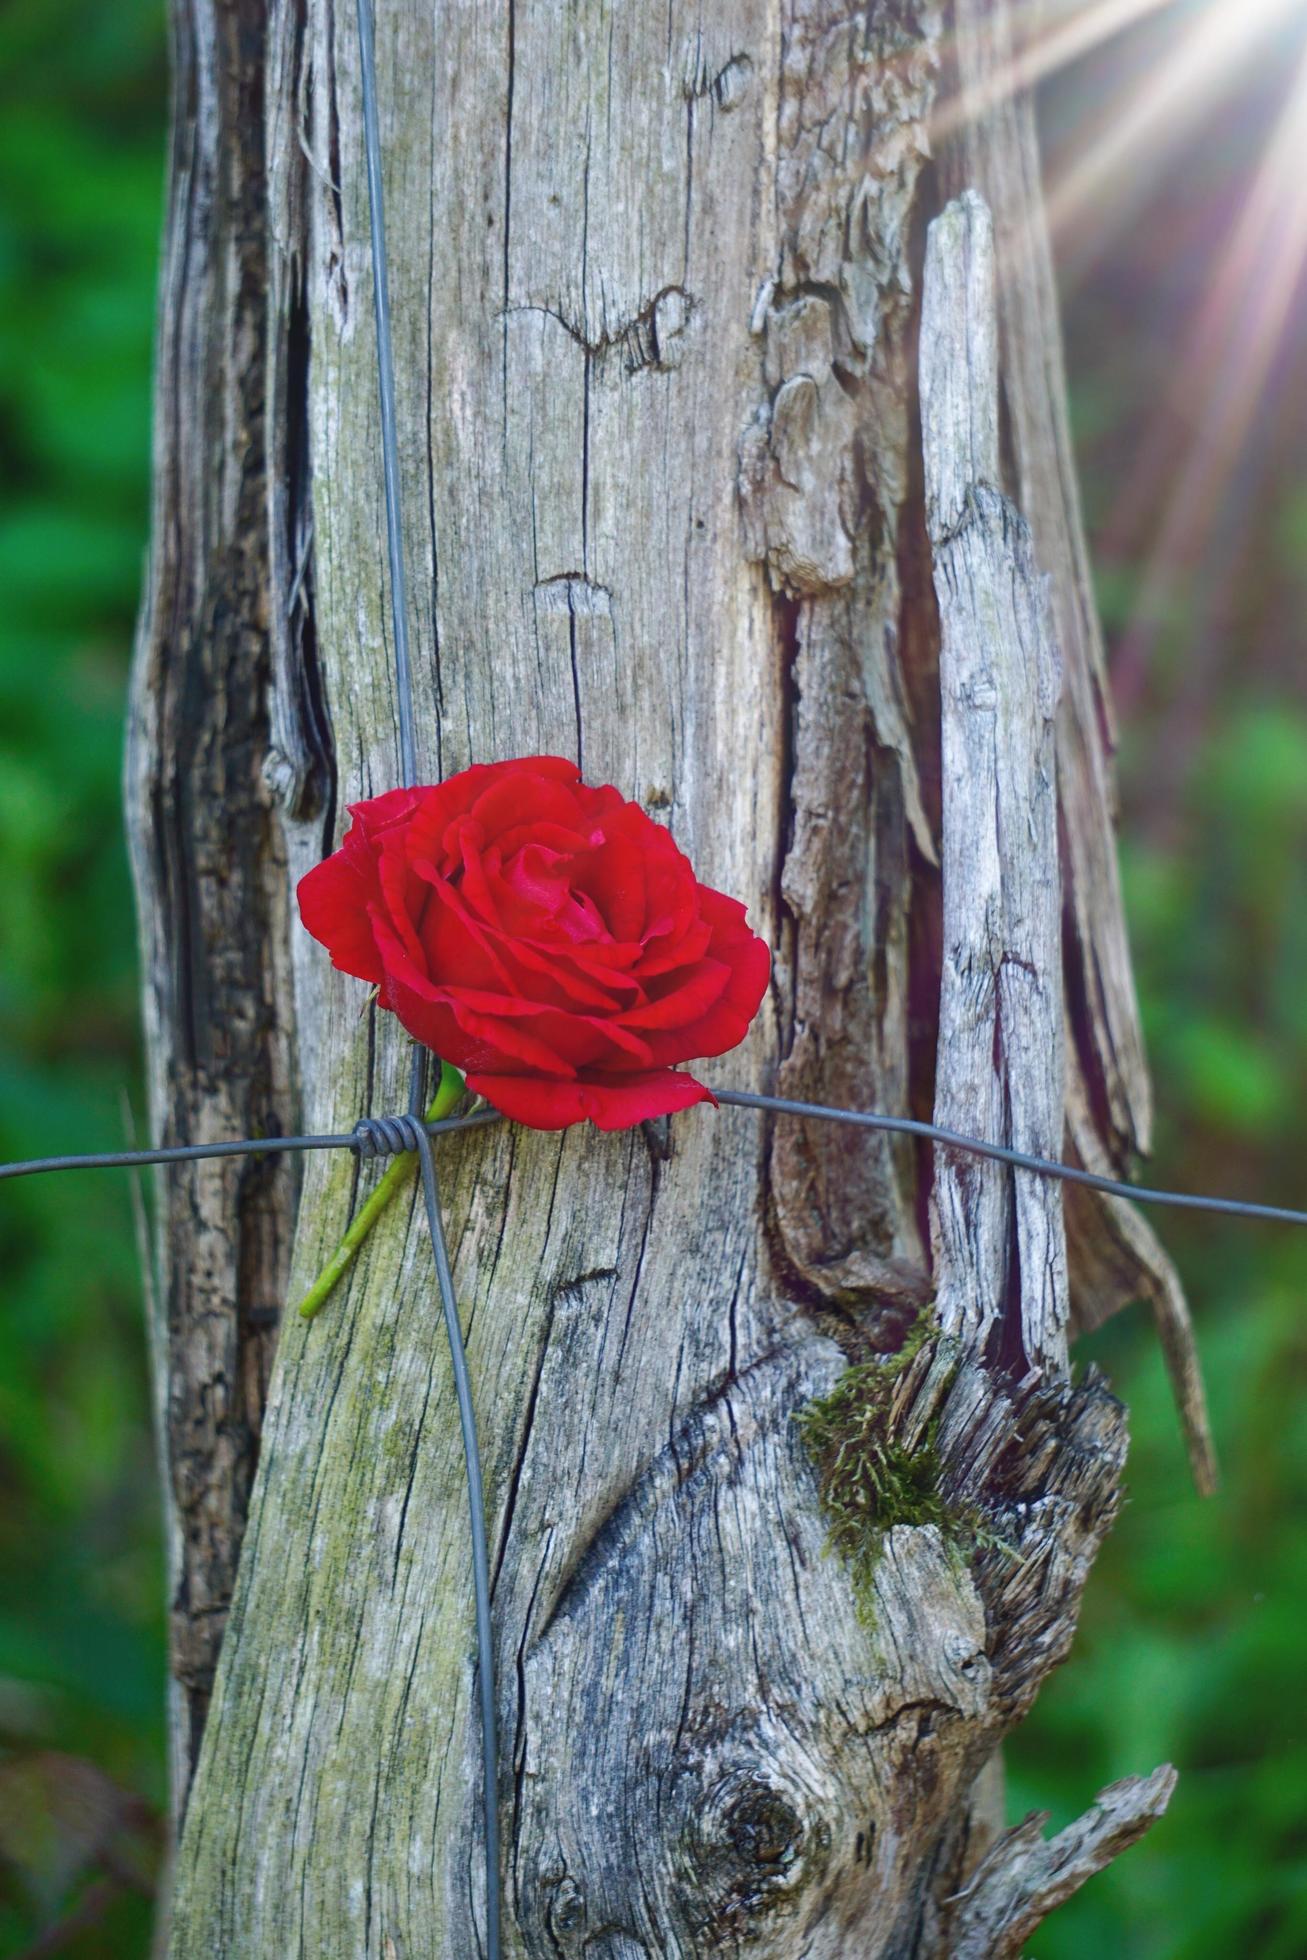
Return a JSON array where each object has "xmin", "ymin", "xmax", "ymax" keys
[
  {"xmin": 467, "ymin": 1068, "xmax": 716, "ymax": 1131},
  {"xmin": 639, "ymin": 892, "xmax": 771, "ymax": 1063},
  {"xmin": 297, "ymin": 850, "xmax": 385, "ymax": 983},
  {"xmin": 417, "ymin": 861, "xmax": 634, "ymax": 1011},
  {"xmin": 449, "ymin": 994, "xmax": 655, "ymax": 1073},
  {"xmin": 496, "ymin": 932, "xmax": 638, "ymax": 1010},
  {"xmin": 411, "ymin": 862, "xmax": 525, "ymax": 993},
  {"xmin": 346, "ymin": 786, "xmax": 423, "ymax": 845},
  {"xmin": 467, "ymin": 769, "xmax": 589, "ymax": 847},
  {"xmin": 620, "ymin": 958, "xmax": 731, "ymax": 1030},
  {"xmin": 697, "ymin": 882, "xmax": 754, "ymax": 941},
  {"xmin": 375, "ymin": 828, "xmax": 429, "ymax": 971},
  {"xmin": 445, "ymin": 999, "xmax": 577, "ymax": 1077},
  {"xmin": 403, "ymin": 759, "xmax": 580, "ymax": 876},
  {"xmin": 296, "ymin": 789, "xmax": 431, "ymax": 981},
  {"xmin": 460, "ymin": 834, "xmax": 600, "ymax": 946},
  {"xmin": 570, "ymin": 828, "xmax": 648, "ymax": 943}
]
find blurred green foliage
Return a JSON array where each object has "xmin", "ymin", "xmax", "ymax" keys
[
  {"xmin": 0, "ymin": 1, "xmax": 166, "ymax": 1953},
  {"xmin": 0, "ymin": 1, "xmax": 1304, "ymax": 1955},
  {"xmin": 1009, "ymin": 717, "xmax": 1307, "ymax": 1957},
  {"xmin": 1014, "ymin": 17, "xmax": 1307, "ymax": 1950}
]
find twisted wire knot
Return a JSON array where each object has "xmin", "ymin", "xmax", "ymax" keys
[{"xmin": 352, "ymin": 1112, "xmax": 427, "ymax": 1160}]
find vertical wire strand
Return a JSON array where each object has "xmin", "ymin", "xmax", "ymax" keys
[
  {"xmin": 413, "ymin": 1124, "xmax": 501, "ymax": 1957},
  {"xmin": 357, "ymin": 0, "xmax": 417, "ymax": 792},
  {"xmin": 355, "ymin": 1, "xmax": 501, "ymax": 1949}
]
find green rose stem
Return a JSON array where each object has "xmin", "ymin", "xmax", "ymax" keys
[{"xmin": 296, "ymin": 1059, "xmax": 465, "ymax": 1321}]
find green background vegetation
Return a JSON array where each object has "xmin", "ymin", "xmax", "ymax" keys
[
  {"xmin": 0, "ymin": 4, "xmax": 168, "ymax": 1955},
  {"xmin": 0, "ymin": 2, "xmax": 1303, "ymax": 1952}
]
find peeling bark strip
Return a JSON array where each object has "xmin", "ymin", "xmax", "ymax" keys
[
  {"xmin": 940, "ymin": 0, "xmax": 1151, "ymax": 1167},
  {"xmin": 1063, "ymin": 1128, "xmax": 1218, "ymax": 1494},
  {"xmin": 921, "ymin": 192, "xmax": 1068, "ymax": 1373},
  {"xmin": 125, "ymin": 0, "xmax": 307, "ymax": 1816},
  {"xmin": 841, "ymin": 191, "xmax": 1171, "ymax": 1947},
  {"xmin": 744, "ymin": 4, "xmax": 940, "ymax": 1326},
  {"xmin": 139, "ymin": 0, "xmax": 1181, "ymax": 1950},
  {"xmin": 934, "ymin": 2, "xmax": 1215, "ymax": 1481}
]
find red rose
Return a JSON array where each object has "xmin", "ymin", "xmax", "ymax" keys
[{"xmin": 296, "ymin": 756, "xmax": 770, "ymax": 1131}]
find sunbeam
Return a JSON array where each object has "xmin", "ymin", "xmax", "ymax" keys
[
  {"xmin": 933, "ymin": 0, "xmax": 1177, "ymax": 143},
  {"xmin": 1108, "ymin": 35, "xmax": 1307, "ymax": 709},
  {"xmin": 1045, "ymin": 0, "xmax": 1303, "ymax": 247}
]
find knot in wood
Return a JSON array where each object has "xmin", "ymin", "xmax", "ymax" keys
[
  {"xmin": 545, "ymin": 1874, "xmax": 587, "ymax": 1942},
  {"xmin": 684, "ymin": 1765, "xmax": 828, "ymax": 1935},
  {"xmin": 722, "ymin": 1780, "xmax": 802, "ymax": 1868}
]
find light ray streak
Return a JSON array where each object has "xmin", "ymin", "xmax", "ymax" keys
[
  {"xmin": 1046, "ymin": 0, "xmax": 1302, "ymax": 244},
  {"xmin": 1111, "ymin": 39, "xmax": 1307, "ymax": 704},
  {"xmin": 933, "ymin": 0, "xmax": 1177, "ymax": 144}
]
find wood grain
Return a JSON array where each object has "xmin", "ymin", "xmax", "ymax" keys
[
  {"xmin": 128, "ymin": 2, "xmax": 1182, "ymax": 1948},
  {"xmin": 921, "ymin": 191, "xmax": 1068, "ymax": 1374},
  {"xmin": 125, "ymin": 0, "xmax": 307, "ymax": 1816}
]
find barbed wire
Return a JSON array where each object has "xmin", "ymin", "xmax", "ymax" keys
[{"xmin": 5, "ymin": 1093, "xmax": 1306, "ymax": 1230}]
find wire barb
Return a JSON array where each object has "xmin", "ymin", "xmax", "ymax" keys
[{"xmin": 352, "ymin": 1112, "xmax": 427, "ymax": 1160}]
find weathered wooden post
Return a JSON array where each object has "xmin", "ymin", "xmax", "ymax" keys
[{"xmin": 130, "ymin": 4, "xmax": 1206, "ymax": 1950}]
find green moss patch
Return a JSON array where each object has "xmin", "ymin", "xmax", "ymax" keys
[{"xmin": 796, "ymin": 1311, "xmax": 985, "ymax": 1619}]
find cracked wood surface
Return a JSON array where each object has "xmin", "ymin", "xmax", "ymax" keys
[
  {"xmin": 742, "ymin": 4, "xmax": 939, "ymax": 1328},
  {"xmin": 928, "ymin": 3, "xmax": 1214, "ymax": 1481},
  {"xmin": 934, "ymin": 0, "xmax": 1213, "ymax": 1484},
  {"xmin": 125, "ymin": 0, "xmax": 306, "ymax": 1815},
  {"xmin": 134, "ymin": 1, "xmax": 1183, "ymax": 1951},
  {"xmin": 940, "ymin": 0, "xmax": 1152, "ymax": 1166},
  {"xmin": 921, "ymin": 191, "xmax": 1068, "ymax": 1375}
]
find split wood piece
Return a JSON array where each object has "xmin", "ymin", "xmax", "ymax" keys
[
  {"xmin": 941, "ymin": 0, "xmax": 1153, "ymax": 1166},
  {"xmin": 939, "ymin": 0, "xmax": 1215, "ymax": 1493},
  {"xmin": 1065, "ymin": 1094, "xmax": 1219, "ymax": 1495},
  {"xmin": 921, "ymin": 189, "xmax": 1068, "ymax": 1376},
  {"xmin": 125, "ymin": 0, "xmax": 304, "ymax": 1815},
  {"xmin": 885, "ymin": 188, "xmax": 1176, "ymax": 1946},
  {"xmin": 948, "ymin": 1765, "xmax": 1178, "ymax": 1959}
]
